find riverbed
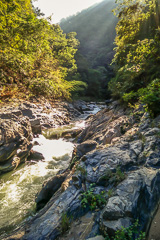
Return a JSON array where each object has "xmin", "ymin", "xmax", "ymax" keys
[{"xmin": 0, "ymin": 103, "xmax": 104, "ymax": 238}]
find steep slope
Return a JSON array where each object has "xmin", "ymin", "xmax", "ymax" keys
[
  {"xmin": 60, "ymin": 0, "xmax": 117, "ymax": 99},
  {"xmin": 60, "ymin": 0, "xmax": 117, "ymax": 68}
]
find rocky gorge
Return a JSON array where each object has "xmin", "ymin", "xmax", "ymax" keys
[
  {"xmin": 0, "ymin": 98, "xmax": 81, "ymax": 174},
  {"xmin": 1, "ymin": 99, "xmax": 160, "ymax": 240}
]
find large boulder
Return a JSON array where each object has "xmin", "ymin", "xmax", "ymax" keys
[
  {"xmin": 30, "ymin": 119, "xmax": 42, "ymax": 134},
  {"xmin": 21, "ymin": 185, "xmax": 82, "ymax": 240},
  {"xmin": 29, "ymin": 150, "xmax": 44, "ymax": 161},
  {"xmin": 73, "ymin": 100, "xmax": 91, "ymax": 113},
  {"xmin": 100, "ymin": 168, "xmax": 160, "ymax": 236},
  {"xmin": 35, "ymin": 172, "xmax": 68, "ymax": 210},
  {"xmin": 0, "ymin": 112, "xmax": 33, "ymax": 174},
  {"xmin": 78, "ymin": 107, "xmax": 130, "ymax": 145},
  {"xmin": 43, "ymin": 127, "xmax": 82, "ymax": 140}
]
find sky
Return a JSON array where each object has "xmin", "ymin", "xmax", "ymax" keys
[{"xmin": 33, "ymin": 0, "xmax": 103, "ymax": 23}]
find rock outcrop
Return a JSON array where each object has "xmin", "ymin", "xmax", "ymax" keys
[
  {"xmin": 0, "ymin": 99, "xmax": 82, "ymax": 174},
  {"xmin": 0, "ymin": 112, "xmax": 33, "ymax": 174},
  {"xmin": 35, "ymin": 171, "xmax": 69, "ymax": 211}
]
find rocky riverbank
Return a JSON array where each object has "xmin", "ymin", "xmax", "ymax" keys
[
  {"xmin": 4, "ymin": 101, "xmax": 160, "ymax": 240},
  {"xmin": 0, "ymin": 98, "xmax": 84, "ymax": 175},
  {"xmin": 1, "ymin": 99, "xmax": 160, "ymax": 240}
]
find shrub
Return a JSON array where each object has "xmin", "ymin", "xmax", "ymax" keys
[
  {"xmin": 138, "ymin": 78, "xmax": 160, "ymax": 117},
  {"xmin": 61, "ymin": 212, "xmax": 71, "ymax": 233},
  {"xmin": 99, "ymin": 167, "xmax": 126, "ymax": 187},
  {"xmin": 105, "ymin": 219, "xmax": 145, "ymax": 240},
  {"xmin": 69, "ymin": 155, "xmax": 79, "ymax": 169},
  {"xmin": 81, "ymin": 184, "xmax": 106, "ymax": 210},
  {"xmin": 76, "ymin": 165, "xmax": 87, "ymax": 176}
]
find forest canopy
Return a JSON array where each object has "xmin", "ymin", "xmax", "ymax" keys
[
  {"xmin": 109, "ymin": 0, "xmax": 160, "ymax": 116},
  {"xmin": 0, "ymin": 0, "xmax": 87, "ymax": 100},
  {"xmin": 1, "ymin": 0, "xmax": 160, "ymax": 112}
]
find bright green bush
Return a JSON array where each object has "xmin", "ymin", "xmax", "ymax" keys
[
  {"xmin": 138, "ymin": 78, "xmax": 160, "ymax": 116},
  {"xmin": 81, "ymin": 184, "xmax": 106, "ymax": 210},
  {"xmin": 122, "ymin": 79, "xmax": 160, "ymax": 116}
]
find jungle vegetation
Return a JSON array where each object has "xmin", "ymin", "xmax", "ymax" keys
[
  {"xmin": 109, "ymin": 0, "xmax": 160, "ymax": 116},
  {"xmin": 0, "ymin": 0, "xmax": 87, "ymax": 100}
]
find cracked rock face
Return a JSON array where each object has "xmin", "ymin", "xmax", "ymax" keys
[
  {"xmin": 21, "ymin": 186, "xmax": 82, "ymax": 240},
  {"xmin": 78, "ymin": 107, "xmax": 130, "ymax": 145},
  {"xmin": 100, "ymin": 168, "xmax": 160, "ymax": 235}
]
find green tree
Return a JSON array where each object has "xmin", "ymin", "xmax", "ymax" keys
[
  {"xmin": 0, "ymin": 0, "xmax": 87, "ymax": 100},
  {"xmin": 109, "ymin": 0, "xmax": 160, "ymax": 115}
]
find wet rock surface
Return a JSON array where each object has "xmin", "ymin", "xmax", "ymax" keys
[
  {"xmin": 0, "ymin": 113, "xmax": 33, "ymax": 174},
  {"xmin": 4, "ymin": 101, "xmax": 160, "ymax": 240},
  {"xmin": 76, "ymin": 140, "xmax": 97, "ymax": 158},
  {"xmin": 72, "ymin": 100, "xmax": 92, "ymax": 113},
  {"xmin": 28, "ymin": 150, "xmax": 45, "ymax": 161},
  {"xmin": 0, "ymin": 99, "xmax": 83, "ymax": 174}
]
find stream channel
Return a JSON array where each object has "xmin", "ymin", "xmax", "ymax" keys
[{"xmin": 0, "ymin": 103, "xmax": 104, "ymax": 238}]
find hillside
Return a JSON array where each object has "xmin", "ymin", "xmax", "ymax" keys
[
  {"xmin": 60, "ymin": 0, "xmax": 117, "ymax": 69},
  {"xmin": 60, "ymin": 0, "xmax": 117, "ymax": 99}
]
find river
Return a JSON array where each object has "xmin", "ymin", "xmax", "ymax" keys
[{"xmin": 0, "ymin": 103, "xmax": 104, "ymax": 238}]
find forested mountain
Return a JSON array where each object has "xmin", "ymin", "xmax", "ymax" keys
[
  {"xmin": 60, "ymin": 0, "xmax": 117, "ymax": 99},
  {"xmin": 60, "ymin": 0, "xmax": 117, "ymax": 68},
  {"xmin": 0, "ymin": 0, "xmax": 86, "ymax": 100}
]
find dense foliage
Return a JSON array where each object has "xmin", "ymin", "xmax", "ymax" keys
[
  {"xmin": 60, "ymin": 0, "xmax": 117, "ymax": 99},
  {"xmin": 109, "ymin": 0, "xmax": 160, "ymax": 116},
  {"xmin": 0, "ymin": 0, "xmax": 87, "ymax": 100}
]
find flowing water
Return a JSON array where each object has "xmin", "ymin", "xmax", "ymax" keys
[{"xmin": 0, "ymin": 103, "xmax": 104, "ymax": 237}]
